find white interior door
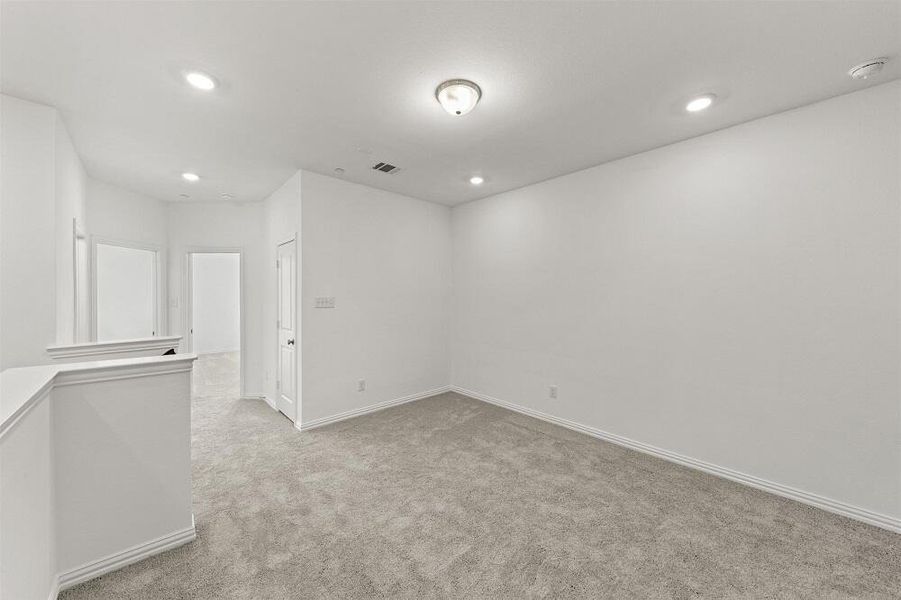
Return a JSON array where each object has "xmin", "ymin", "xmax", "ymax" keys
[
  {"xmin": 276, "ymin": 240, "xmax": 297, "ymax": 422},
  {"xmin": 95, "ymin": 242, "xmax": 158, "ymax": 341}
]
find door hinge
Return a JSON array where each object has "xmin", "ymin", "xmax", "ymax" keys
[
  {"xmin": 276, "ymin": 379, "xmax": 280, "ymax": 389},
  {"xmin": 276, "ymin": 259, "xmax": 280, "ymax": 268}
]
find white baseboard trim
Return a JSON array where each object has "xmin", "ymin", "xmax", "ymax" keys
[
  {"xmin": 57, "ymin": 516, "xmax": 197, "ymax": 592},
  {"xmin": 297, "ymin": 385, "xmax": 452, "ymax": 432},
  {"xmin": 451, "ymin": 386, "xmax": 901, "ymax": 534},
  {"xmin": 47, "ymin": 579, "xmax": 60, "ymax": 600},
  {"xmin": 262, "ymin": 395, "xmax": 278, "ymax": 411}
]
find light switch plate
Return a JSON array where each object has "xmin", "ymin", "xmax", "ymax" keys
[{"xmin": 315, "ymin": 296, "xmax": 336, "ymax": 308}]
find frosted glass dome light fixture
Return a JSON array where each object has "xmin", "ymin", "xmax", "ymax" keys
[{"xmin": 436, "ymin": 79, "xmax": 482, "ymax": 116}]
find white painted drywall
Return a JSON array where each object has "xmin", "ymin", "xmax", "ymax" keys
[
  {"xmin": 167, "ymin": 202, "xmax": 266, "ymax": 395},
  {"xmin": 86, "ymin": 178, "xmax": 168, "ymax": 247},
  {"xmin": 0, "ymin": 394, "xmax": 55, "ymax": 600},
  {"xmin": 54, "ymin": 114, "xmax": 87, "ymax": 346},
  {"xmin": 52, "ymin": 362, "xmax": 194, "ymax": 575},
  {"xmin": 262, "ymin": 172, "xmax": 302, "ymax": 411},
  {"xmin": 451, "ymin": 81, "xmax": 901, "ymax": 521},
  {"xmin": 191, "ymin": 253, "xmax": 241, "ymax": 354},
  {"xmin": 85, "ymin": 181, "xmax": 265, "ymax": 392},
  {"xmin": 0, "ymin": 95, "xmax": 58, "ymax": 370},
  {"xmin": 299, "ymin": 171, "xmax": 452, "ymax": 423},
  {"xmin": 0, "ymin": 356, "xmax": 195, "ymax": 595},
  {"xmin": 86, "ymin": 179, "xmax": 170, "ymax": 341}
]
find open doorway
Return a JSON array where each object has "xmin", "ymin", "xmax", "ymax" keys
[{"xmin": 187, "ymin": 251, "xmax": 242, "ymax": 399}]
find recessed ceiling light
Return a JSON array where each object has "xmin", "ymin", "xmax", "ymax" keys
[
  {"xmin": 220, "ymin": 193, "xmax": 234, "ymax": 200},
  {"xmin": 469, "ymin": 176, "xmax": 484, "ymax": 185},
  {"xmin": 334, "ymin": 167, "xmax": 345, "ymax": 175},
  {"xmin": 436, "ymin": 79, "xmax": 482, "ymax": 116},
  {"xmin": 184, "ymin": 71, "xmax": 217, "ymax": 91},
  {"xmin": 685, "ymin": 94, "xmax": 715, "ymax": 113},
  {"xmin": 182, "ymin": 172, "xmax": 200, "ymax": 182},
  {"xmin": 179, "ymin": 193, "xmax": 190, "ymax": 199},
  {"xmin": 848, "ymin": 58, "xmax": 888, "ymax": 80}
]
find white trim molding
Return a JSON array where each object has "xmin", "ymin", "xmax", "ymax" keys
[
  {"xmin": 47, "ymin": 336, "xmax": 182, "ymax": 360},
  {"xmin": 1, "ymin": 355, "xmax": 196, "ymax": 439},
  {"xmin": 297, "ymin": 386, "xmax": 451, "ymax": 432},
  {"xmin": 47, "ymin": 580, "xmax": 60, "ymax": 600},
  {"xmin": 450, "ymin": 386, "xmax": 901, "ymax": 534},
  {"xmin": 57, "ymin": 517, "xmax": 196, "ymax": 591}
]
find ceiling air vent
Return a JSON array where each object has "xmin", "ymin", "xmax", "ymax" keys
[{"xmin": 371, "ymin": 161, "xmax": 401, "ymax": 174}]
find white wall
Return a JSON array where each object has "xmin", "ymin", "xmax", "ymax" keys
[
  {"xmin": 0, "ymin": 395, "xmax": 55, "ymax": 600},
  {"xmin": 54, "ymin": 116, "xmax": 87, "ymax": 346},
  {"xmin": 86, "ymin": 178, "xmax": 168, "ymax": 247},
  {"xmin": 299, "ymin": 171, "xmax": 452, "ymax": 424},
  {"xmin": 0, "ymin": 96, "xmax": 85, "ymax": 366},
  {"xmin": 1, "ymin": 95, "xmax": 60, "ymax": 370},
  {"xmin": 86, "ymin": 179, "xmax": 168, "ymax": 341},
  {"xmin": 52, "ymin": 362, "xmax": 194, "ymax": 577},
  {"xmin": 191, "ymin": 253, "xmax": 240, "ymax": 354},
  {"xmin": 451, "ymin": 81, "xmax": 901, "ymax": 521},
  {"xmin": 85, "ymin": 181, "xmax": 265, "ymax": 392},
  {"xmin": 262, "ymin": 171, "xmax": 302, "ymax": 406},
  {"xmin": 167, "ymin": 202, "xmax": 265, "ymax": 395},
  {"xmin": 1, "ymin": 356, "xmax": 195, "ymax": 596}
]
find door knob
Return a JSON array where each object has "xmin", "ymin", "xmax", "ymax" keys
[{"xmin": 287, "ymin": 338, "xmax": 295, "ymax": 345}]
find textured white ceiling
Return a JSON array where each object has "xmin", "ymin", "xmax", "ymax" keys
[{"xmin": 2, "ymin": 1, "xmax": 898, "ymax": 205}]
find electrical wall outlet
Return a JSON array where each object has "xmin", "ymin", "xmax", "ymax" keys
[
  {"xmin": 358, "ymin": 379, "xmax": 366, "ymax": 392},
  {"xmin": 549, "ymin": 385, "xmax": 558, "ymax": 399}
]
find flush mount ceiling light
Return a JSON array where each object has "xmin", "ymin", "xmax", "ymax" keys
[
  {"xmin": 685, "ymin": 94, "xmax": 715, "ymax": 113},
  {"xmin": 436, "ymin": 79, "xmax": 482, "ymax": 116},
  {"xmin": 182, "ymin": 172, "xmax": 200, "ymax": 182},
  {"xmin": 469, "ymin": 176, "xmax": 484, "ymax": 185},
  {"xmin": 184, "ymin": 70, "xmax": 217, "ymax": 91},
  {"xmin": 848, "ymin": 58, "xmax": 888, "ymax": 80}
]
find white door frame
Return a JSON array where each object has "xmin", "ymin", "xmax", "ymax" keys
[
  {"xmin": 91, "ymin": 235, "xmax": 164, "ymax": 342},
  {"xmin": 73, "ymin": 218, "xmax": 88, "ymax": 343},
  {"xmin": 184, "ymin": 247, "xmax": 246, "ymax": 399},
  {"xmin": 275, "ymin": 234, "xmax": 298, "ymax": 423}
]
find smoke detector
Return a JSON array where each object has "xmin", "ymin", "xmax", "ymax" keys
[{"xmin": 848, "ymin": 58, "xmax": 888, "ymax": 80}]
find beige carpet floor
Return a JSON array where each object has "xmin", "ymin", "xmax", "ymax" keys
[{"xmin": 61, "ymin": 369, "xmax": 900, "ymax": 598}]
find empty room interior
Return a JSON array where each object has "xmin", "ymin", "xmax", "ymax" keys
[{"xmin": 1, "ymin": 1, "xmax": 900, "ymax": 598}]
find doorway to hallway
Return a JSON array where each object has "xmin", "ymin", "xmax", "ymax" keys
[{"xmin": 187, "ymin": 251, "xmax": 242, "ymax": 399}]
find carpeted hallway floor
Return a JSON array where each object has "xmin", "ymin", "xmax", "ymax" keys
[{"xmin": 61, "ymin": 365, "xmax": 901, "ymax": 598}]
